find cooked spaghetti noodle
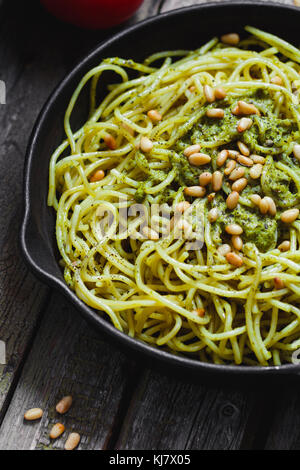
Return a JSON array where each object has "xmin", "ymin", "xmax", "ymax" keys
[{"xmin": 48, "ymin": 27, "xmax": 300, "ymax": 366}]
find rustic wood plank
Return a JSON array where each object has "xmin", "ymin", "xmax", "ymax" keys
[
  {"xmin": 115, "ymin": 368, "xmax": 267, "ymax": 450},
  {"xmin": 160, "ymin": 0, "xmax": 294, "ymax": 13},
  {"xmin": 0, "ymin": 292, "xmax": 141, "ymax": 450}
]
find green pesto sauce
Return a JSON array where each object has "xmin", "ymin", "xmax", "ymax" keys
[{"xmin": 134, "ymin": 89, "xmax": 300, "ymax": 251}]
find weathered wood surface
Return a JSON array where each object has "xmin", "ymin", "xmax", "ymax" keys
[{"xmin": 0, "ymin": 0, "xmax": 299, "ymax": 451}]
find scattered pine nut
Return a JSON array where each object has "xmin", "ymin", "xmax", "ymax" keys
[
  {"xmin": 293, "ymin": 144, "xmax": 300, "ymax": 161},
  {"xmin": 237, "ymin": 117, "xmax": 253, "ymax": 133},
  {"xmin": 199, "ymin": 171, "xmax": 212, "ymax": 186},
  {"xmin": 224, "ymin": 160, "xmax": 236, "ymax": 175},
  {"xmin": 226, "ymin": 191, "xmax": 240, "ymax": 209},
  {"xmin": 188, "ymin": 152, "xmax": 211, "ymax": 166},
  {"xmin": 176, "ymin": 219, "xmax": 193, "ymax": 237},
  {"xmin": 217, "ymin": 150, "xmax": 228, "ymax": 167},
  {"xmin": 90, "ymin": 169, "xmax": 105, "ymax": 182},
  {"xmin": 259, "ymin": 197, "xmax": 269, "ymax": 215},
  {"xmin": 140, "ymin": 136, "xmax": 153, "ymax": 153},
  {"xmin": 142, "ymin": 226, "xmax": 159, "ymax": 240},
  {"xmin": 278, "ymin": 240, "xmax": 291, "ymax": 252},
  {"xmin": 56, "ymin": 396, "xmax": 73, "ymax": 415},
  {"xmin": 147, "ymin": 109, "xmax": 162, "ymax": 122},
  {"xmin": 232, "ymin": 177, "xmax": 247, "ymax": 193},
  {"xmin": 225, "ymin": 224, "xmax": 243, "ymax": 235},
  {"xmin": 218, "ymin": 244, "xmax": 231, "ymax": 257},
  {"xmin": 24, "ymin": 408, "xmax": 43, "ymax": 421},
  {"xmin": 50, "ymin": 423, "xmax": 65, "ymax": 439},
  {"xmin": 226, "ymin": 252, "xmax": 243, "ymax": 267},
  {"xmin": 250, "ymin": 154, "xmax": 265, "ymax": 164},
  {"xmin": 183, "ymin": 144, "xmax": 201, "ymax": 157},
  {"xmin": 184, "ymin": 186, "xmax": 206, "ymax": 198},
  {"xmin": 249, "ymin": 163, "xmax": 263, "ymax": 179},
  {"xmin": 212, "ymin": 171, "xmax": 223, "ymax": 191},
  {"xmin": 221, "ymin": 33, "xmax": 240, "ymax": 46},
  {"xmin": 175, "ymin": 201, "xmax": 191, "ymax": 213},
  {"xmin": 203, "ymin": 85, "xmax": 215, "ymax": 103},
  {"xmin": 264, "ymin": 196, "xmax": 277, "ymax": 216},
  {"xmin": 270, "ymin": 76, "xmax": 283, "ymax": 86},
  {"xmin": 208, "ymin": 208, "xmax": 219, "ymax": 223},
  {"xmin": 237, "ymin": 100, "xmax": 260, "ymax": 116},
  {"xmin": 229, "ymin": 167, "xmax": 245, "ymax": 181},
  {"xmin": 227, "ymin": 150, "xmax": 239, "ymax": 160},
  {"xmin": 237, "ymin": 155, "xmax": 254, "ymax": 167},
  {"xmin": 103, "ymin": 133, "xmax": 117, "ymax": 150},
  {"xmin": 250, "ymin": 194, "xmax": 261, "ymax": 206},
  {"xmin": 214, "ymin": 87, "xmax": 226, "ymax": 99},
  {"xmin": 232, "ymin": 105, "xmax": 241, "ymax": 116},
  {"xmin": 65, "ymin": 432, "xmax": 81, "ymax": 451},
  {"xmin": 193, "ymin": 308, "xmax": 205, "ymax": 318},
  {"xmin": 232, "ymin": 235, "xmax": 243, "ymax": 251},
  {"xmin": 237, "ymin": 141, "xmax": 250, "ymax": 156},
  {"xmin": 206, "ymin": 108, "xmax": 224, "ymax": 119},
  {"xmin": 281, "ymin": 208, "xmax": 299, "ymax": 223},
  {"xmin": 207, "ymin": 192, "xmax": 216, "ymax": 202},
  {"xmin": 274, "ymin": 277, "xmax": 285, "ymax": 290}
]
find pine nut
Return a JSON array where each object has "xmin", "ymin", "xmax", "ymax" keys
[
  {"xmin": 259, "ymin": 197, "xmax": 269, "ymax": 215},
  {"xmin": 65, "ymin": 432, "xmax": 81, "ymax": 451},
  {"xmin": 212, "ymin": 171, "xmax": 223, "ymax": 191},
  {"xmin": 226, "ymin": 191, "xmax": 240, "ymax": 209},
  {"xmin": 208, "ymin": 208, "xmax": 219, "ymax": 223},
  {"xmin": 232, "ymin": 105, "xmax": 241, "ymax": 116},
  {"xmin": 142, "ymin": 226, "xmax": 159, "ymax": 240},
  {"xmin": 218, "ymin": 244, "xmax": 231, "ymax": 256},
  {"xmin": 249, "ymin": 163, "xmax": 263, "ymax": 179},
  {"xmin": 176, "ymin": 219, "xmax": 193, "ymax": 237},
  {"xmin": 24, "ymin": 408, "xmax": 43, "ymax": 421},
  {"xmin": 265, "ymin": 196, "xmax": 277, "ymax": 216},
  {"xmin": 274, "ymin": 277, "xmax": 285, "ymax": 290},
  {"xmin": 140, "ymin": 136, "xmax": 153, "ymax": 152},
  {"xmin": 229, "ymin": 167, "xmax": 245, "ymax": 181},
  {"xmin": 217, "ymin": 150, "xmax": 228, "ymax": 167},
  {"xmin": 90, "ymin": 169, "xmax": 105, "ymax": 182},
  {"xmin": 270, "ymin": 76, "xmax": 283, "ymax": 86},
  {"xmin": 227, "ymin": 150, "xmax": 239, "ymax": 160},
  {"xmin": 147, "ymin": 109, "xmax": 162, "ymax": 122},
  {"xmin": 232, "ymin": 235, "xmax": 243, "ymax": 251},
  {"xmin": 278, "ymin": 240, "xmax": 290, "ymax": 252},
  {"xmin": 204, "ymin": 85, "xmax": 215, "ymax": 103},
  {"xmin": 56, "ymin": 396, "xmax": 73, "ymax": 415},
  {"xmin": 188, "ymin": 152, "xmax": 211, "ymax": 166},
  {"xmin": 184, "ymin": 186, "xmax": 206, "ymax": 198},
  {"xmin": 226, "ymin": 252, "xmax": 243, "ymax": 267},
  {"xmin": 237, "ymin": 100, "xmax": 260, "ymax": 116},
  {"xmin": 237, "ymin": 141, "xmax": 250, "ymax": 156},
  {"xmin": 214, "ymin": 87, "xmax": 227, "ymax": 99},
  {"xmin": 293, "ymin": 144, "xmax": 300, "ymax": 161},
  {"xmin": 50, "ymin": 423, "xmax": 65, "ymax": 439},
  {"xmin": 175, "ymin": 201, "xmax": 191, "ymax": 213},
  {"xmin": 250, "ymin": 194, "xmax": 261, "ymax": 206},
  {"xmin": 103, "ymin": 133, "xmax": 117, "ymax": 150},
  {"xmin": 199, "ymin": 171, "xmax": 212, "ymax": 186},
  {"xmin": 232, "ymin": 177, "xmax": 248, "ymax": 192},
  {"xmin": 206, "ymin": 108, "xmax": 224, "ymax": 118},
  {"xmin": 221, "ymin": 33, "xmax": 240, "ymax": 45},
  {"xmin": 237, "ymin": 155, "xmax": 254, "ymax": 166},
  {"xmin": 250, "ymin": 154, "xmax": 265, "ymax": 164},
  {"xmin": 207, "ymin": 192, "xmax": 216, "ymax": 202},
  {"xmin": 183, "ymin": 144, "xmax": 201, "ymax": 157},
  {"xmin": 224, "ymin": 160, "xmax": 236, "ymax": 175},
  {"xmin": 281, "ymin": 208, "xmax": 299, "ymax": 223},
  {"xmin": 237, "ymin": 117, "xmax": 253, "ymax": 133},
  {"xmin": 193, "ymin": 308, "xmax": 205, "ymax": 318},
  {"xmin": 225, "ymin": 224, "xmax": 243, "ymax": 235}
]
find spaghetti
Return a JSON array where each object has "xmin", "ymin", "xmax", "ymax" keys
[{"xmin": 48, "ymin": 27, "xmax": 300, "ymax": 366}]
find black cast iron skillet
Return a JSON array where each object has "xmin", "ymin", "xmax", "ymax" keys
[{"xmin": 21, "ymin": 1, "xmax": 300, "ymax": 377}]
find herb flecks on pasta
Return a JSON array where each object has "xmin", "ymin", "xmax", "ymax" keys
[{"xmin": 48, "ymin": 27, "xmax": 300, "ymax": 366}]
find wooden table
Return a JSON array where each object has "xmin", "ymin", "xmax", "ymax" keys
[{"xmin": 0, "ymin": 0, "xmax": 299, "ymax": 450}]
